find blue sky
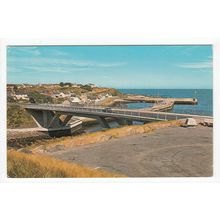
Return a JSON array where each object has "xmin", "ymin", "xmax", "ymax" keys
[{"xmin": 7, "ymin": 45, "xmax": 213, "ymax": 89}]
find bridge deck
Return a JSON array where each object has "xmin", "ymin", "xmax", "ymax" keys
[{"xmin": 20, "ymin": 103, "xmax": 212, "ymax": 122}]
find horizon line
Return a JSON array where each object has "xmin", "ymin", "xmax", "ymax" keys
[{"xmin": 6, "ymin": 83, "xmax": 212, "ymax": 90}]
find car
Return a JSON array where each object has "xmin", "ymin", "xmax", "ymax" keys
[{"xmin": 102, "ymin": 107, "xmax": 112, "ymax": 113}]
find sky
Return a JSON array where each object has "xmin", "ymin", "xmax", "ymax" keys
[{"xmin": 7, "ymin": 45, "xmax": 213, "ymax": 89}]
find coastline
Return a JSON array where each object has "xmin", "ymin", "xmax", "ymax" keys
[{"xmin": 6, "ymin": 85, "xmax": 213, "ymax": 178}]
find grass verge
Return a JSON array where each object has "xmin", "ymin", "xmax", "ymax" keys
[{"xmin": 7, "ymin": 150, "xmax": 124, "ymax": 178}]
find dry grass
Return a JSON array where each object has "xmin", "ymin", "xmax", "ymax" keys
[
  {"xmin": 7, "ymin": 150, "xmax": 124, "ymax": 178},
  {"xmin": 31, "ymin": 120, "xmax": 182, "ymax": 152}
]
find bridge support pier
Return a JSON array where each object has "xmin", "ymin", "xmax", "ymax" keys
[
  {"xmin": 26, "ymin": 109, "xmax": 82, "ymax": 137},
  {"xmin": 27, "ymin": 109, "xmax": 65, "ymax": 128},
  {"xmin": 96, "ymin": 116, "xmax": 110, "ymax": 128}
]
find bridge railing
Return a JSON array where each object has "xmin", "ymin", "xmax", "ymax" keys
[{"xmin": 23, "ymin": 103, "xmax": 212, "ymax": 121}]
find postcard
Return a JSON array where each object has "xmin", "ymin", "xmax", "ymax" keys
[{"xmin": 5, "ymin": 44, "xmax": 213, "ymax": 178}]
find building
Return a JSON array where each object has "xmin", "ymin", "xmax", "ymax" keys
[
  {"xmin": 14, "ymin": 94, "xmax": 29, "ymax": 101},
  {"xmin": 70, "ymin": 97, "xmax": 81, "ymax": 103},
  {"xmin": 87, "ymin": 83, "xmax": 96, "ymax": 88},
  {"xmin": 52, "ymin": 92, "xmax": 71, "ymax": 99}
]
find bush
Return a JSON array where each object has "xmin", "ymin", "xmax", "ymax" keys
[
  {"xmin": 80, "ymin": 85, "xmax": 92, "ymax": 91},
  {"xmin": 27, "ymin": 91, "xmax": 53, "ymax": 103},
  {"xmin": 7, "ymin": 106, "xmax": 36, "ymax": 128},
  {"xmin": 59, "ymin": 82, "xmax": 72, "ymax": 87},
  {"xmin": 59, "ymin": 82, "xmax": 64, "ymax": 87}
]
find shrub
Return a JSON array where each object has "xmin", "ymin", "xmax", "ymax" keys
[
  {"xmin": 7, "ymin": 106, "xmax": 35, "ymax": 128},
  {"xmin": 27, "ymin": 91, "xmax": 53, "ymax": 103}
]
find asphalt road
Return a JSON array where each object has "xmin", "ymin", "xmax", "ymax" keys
[{"xmin": 47, "ymin": 126, "xmax": 213, "ymax": 177}]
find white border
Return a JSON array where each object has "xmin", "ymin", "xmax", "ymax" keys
[{"xmin": 1, "ymin": 39, "xmax": 219, "ymax": 183}]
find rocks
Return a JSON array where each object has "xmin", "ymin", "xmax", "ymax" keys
[
  {"xmin": 200, "ymin": 119, "xmax": 213, "ymax": 127},
  {"xmin": 99, "ymin": 135, "xmax": 113, "ymax": 142},
  {"xmin": 184, "ymin": 118, "xmax": 198, "ymax": 127}
]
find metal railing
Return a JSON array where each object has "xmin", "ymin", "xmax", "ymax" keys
[{"xmin": 22, "ymin": 103, "xmax": 213, "ymax": 121}]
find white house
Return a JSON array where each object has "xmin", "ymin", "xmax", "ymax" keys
[
  {"xmin": 87, "ymin": 83, "xmax": 96, "ymax": 88},
  {"xmin": 70, "ymin": 97, "xmax": 81, "ymax": 103},
  {"xmin": 15, "ymin": 94, "xmax": 29, "ymax": 100},
  {"xmin": 52, "ymin": 92, "xmax": 71, "ymax": 99},
  {"xmin": 105, "ymin": 93, "xmax": 112, "ymax": 98},
  {"xmin": 72, "ymin": 84, "xmax": 81, "ymax": 88},
  {"xmin": 94, "ymin": 98, "xmax": 101, "ymax": 104},
  {"xmin": 80, "ymin": 94, "xmax": 88, "ymax": 103}
]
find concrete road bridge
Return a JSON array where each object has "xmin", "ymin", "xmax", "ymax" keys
[{"xmin": 16, "ymin": 103, "xmax": 212, "ymax": 136}]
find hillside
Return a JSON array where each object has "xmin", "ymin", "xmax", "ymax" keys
[{"xmin": 7, "ymin": 83, "xmax": 122, "ymax": 128}]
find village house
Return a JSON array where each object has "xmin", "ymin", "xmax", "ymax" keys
[
  {"xmin": 70, "ymin": 97, "xmax": 81, "ymax": 103},
  {"xmin": 52, "ymin": 92, "xmax": 71, "ymax": 99},
  {"xmin": 80, "ymin": 94, "xmax": 88, "ymax": 103},
  {"xmin": 87, "ymin": 83, "xmax": 96, "ymax": 88},
  {"xmin": 14, "ymin": 94, "xmax": 29, "ymax": 101},
  {"xmin": 105, "ymin": 93, "xmax": 112, "ymax": 98},
  {"xmin": 94, "ymin": 98, "xmax": 101, "ymax": 104},
  {"xmin": 72, "ymin": 84, "xmax": 81, "ymax": 88}
]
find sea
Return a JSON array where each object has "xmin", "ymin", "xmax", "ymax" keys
[
  {"xmin": 119, "ymin": 89, "xmax": 213, "ymax": 116},
  {"xmin": 85, "ymin": 89, "xmax": 213, "ymax": 132}
]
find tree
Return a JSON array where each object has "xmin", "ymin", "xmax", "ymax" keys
[
  {"xmin": 80, "ymin": 85, "xmax": 92, "ymax": 91},
  {"xmin": 13, "ymin": 85, "xmax": 18, "ymax": 91},
  {"xmin": 65, "ymin": 82, "xmax": 72, "ymax": 87},
  {"xmin": 59, "ymin": 82, "xmax": 64, "ymax": 87}
]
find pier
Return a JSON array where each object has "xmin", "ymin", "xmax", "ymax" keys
[{"xmin": 117, "ymin": 96, "xmax": 198, "ymax": 105}]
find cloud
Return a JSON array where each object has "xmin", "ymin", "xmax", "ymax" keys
[
  {"xmin": 8, "ymin": 47, "xmax": 41, "ymax": 56},
  {"xmin": 23, "ymin": 66, "xmax": 93, "ymax": 73},
  {"xmin": 7, "ymin": 47, "xmax": 127, "ymax": 81},
  {"xmin": 8, "ymin": 56, "xmax": 126, "ymax": 70},
  {"xmin": 7, "ymin": 46, "xmax": 127, "ymax": 77},
  {"xmin": 176, "ymin": 60, "xmax": 212, "ymax": 69}
]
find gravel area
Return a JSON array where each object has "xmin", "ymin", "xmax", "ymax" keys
[{"xmin": 47, "ymin": 126, "xmax": 213, "ymax": 177}]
